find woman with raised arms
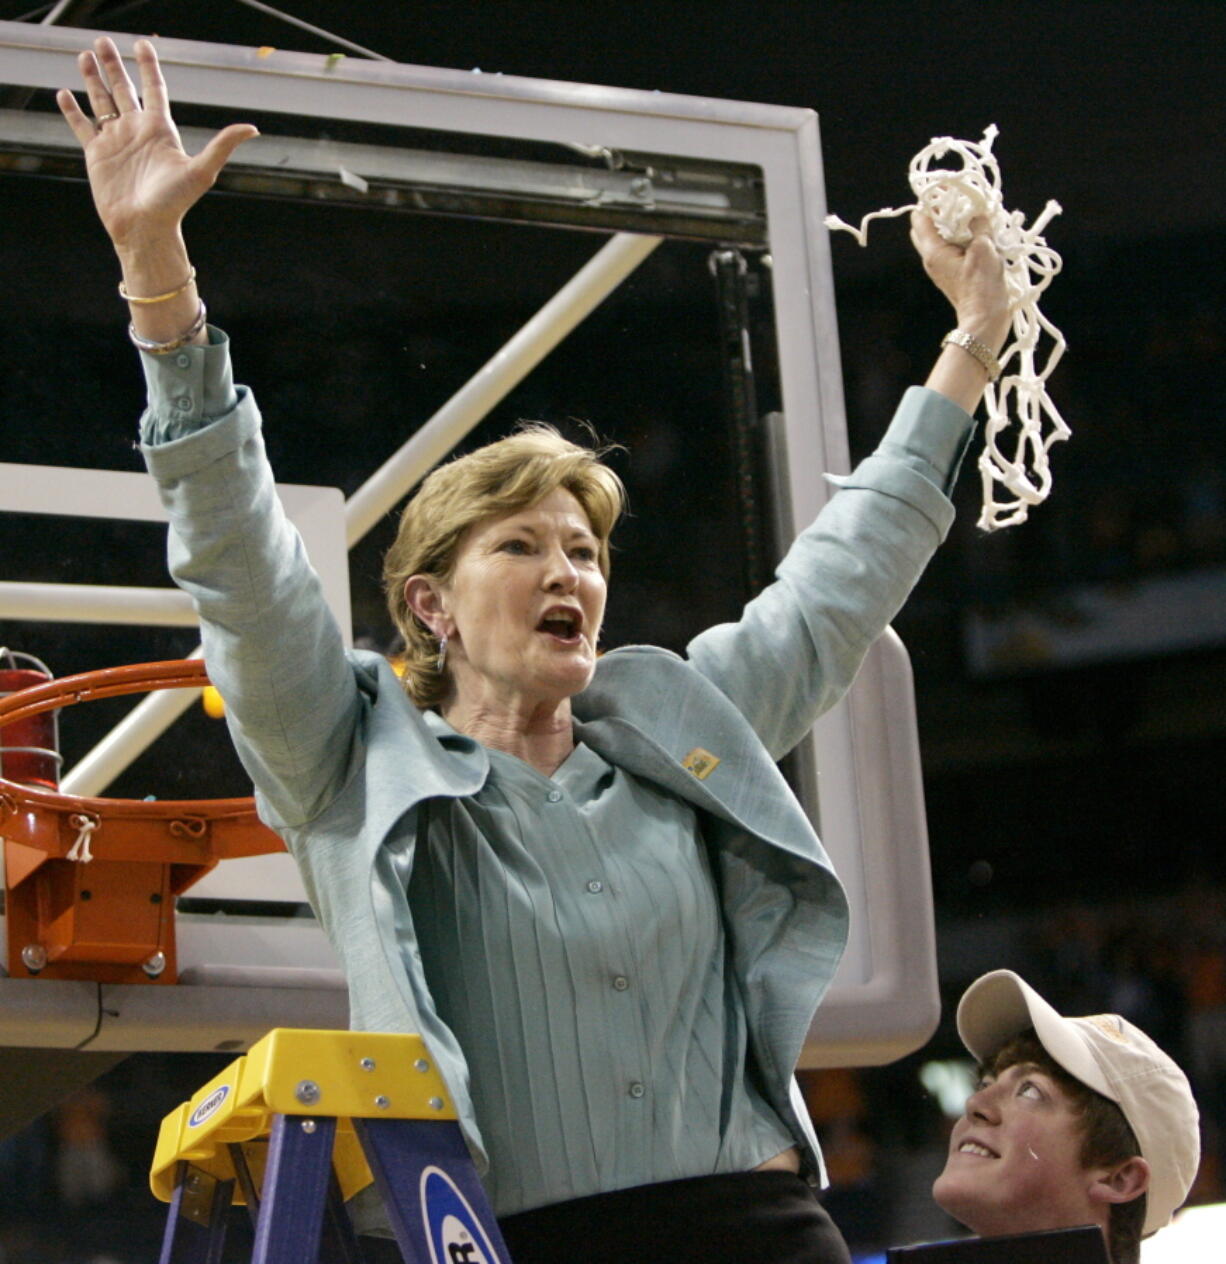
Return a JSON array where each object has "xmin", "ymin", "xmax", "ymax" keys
[{"xmin": 59, "ymin": 36, "xmax": 1009, "ymax": 1264}]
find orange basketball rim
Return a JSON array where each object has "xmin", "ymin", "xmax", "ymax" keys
[{"xmin": 0, "ymin": 660, "xmax": 283, "ymax": 986}]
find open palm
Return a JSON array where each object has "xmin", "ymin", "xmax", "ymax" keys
[{"xmin": 57, "ymin": 37, "xmax": 257, "ymax": 248}]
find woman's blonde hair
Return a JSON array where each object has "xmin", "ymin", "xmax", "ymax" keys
[{"xmin": 384, "ymin": 424, "xmax": 625, "ymax": 709}]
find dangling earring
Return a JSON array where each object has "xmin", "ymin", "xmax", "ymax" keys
[{"xmin": 436, "ymin": 634, "xmax": 447, "ymax": 673}]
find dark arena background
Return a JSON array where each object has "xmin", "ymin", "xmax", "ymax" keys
[{"xmin": 0, "ymin": 2, "xmax": 1222, "ymax": 1260}]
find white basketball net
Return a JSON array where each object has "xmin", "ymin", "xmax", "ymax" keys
[{"xmin": 826, "ymin": 125, "xmax": 1068, "ymax": 530}]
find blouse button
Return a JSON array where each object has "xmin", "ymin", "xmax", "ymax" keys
[
  {"xmin": 546, "ymin": 789, "xmax": 562, "ymax": 803},
  {"xmin": 175, "ymin": 352, "xmax": 192, "ymax": 369},
  {"xmin": 586, "ymin": 879, "xmax": 603, "ymax": 894},
  {"xmin": 628, "ymin": 1082, "xmax": 646, "ymax": 1099},
  {"xmin": 612, "ymin": 975, "xmax": 629, "ymax": 991}
]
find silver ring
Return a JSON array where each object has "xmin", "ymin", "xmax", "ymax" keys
[{"xmin": 94, "ymin": 112, "xmax": 120, "ymax": 128}]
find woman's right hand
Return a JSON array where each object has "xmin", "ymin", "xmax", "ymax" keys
[{"xmin": 57, "ymin": 36, "xmax": 257, "ymax": 256}]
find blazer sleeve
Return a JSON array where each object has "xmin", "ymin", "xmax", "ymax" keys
[
  {"xmin": 684, "ymin": 386, "xmax": 975, "ymax": 760},
  {"xmin": 138, "ymin": 332, "xmax": 363, "ymax": 829}
]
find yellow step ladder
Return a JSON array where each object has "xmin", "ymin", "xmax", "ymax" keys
[{"xmin": 151, "ymin": 1028, "xmax": 511, "ymax": 1262}]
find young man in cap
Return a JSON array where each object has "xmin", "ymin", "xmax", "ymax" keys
[{"xmin": 932, "ymin": 970, "xmax": 1200, "ymax": 1264}]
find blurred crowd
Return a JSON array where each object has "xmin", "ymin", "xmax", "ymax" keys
[{"xmin": 0, "ymin": 1052, "xmax": 254, "ymax": 1263}]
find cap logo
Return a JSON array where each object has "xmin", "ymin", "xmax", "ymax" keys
[{"xmin": 1085, "ymin": 1014, "xmax": 1128, "ymax": 1043}]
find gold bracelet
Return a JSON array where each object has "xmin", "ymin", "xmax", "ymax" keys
[
  {"xmin": 128, "ymin": 300, "xmax": 208, "ymax": 355},
  {"xmin": 941, "ymin": 328, "xmax": 1003, "ymax": 382},
  {"xmin": 119, "ymin": 266, "xmax": 197, "ymax": 305}
]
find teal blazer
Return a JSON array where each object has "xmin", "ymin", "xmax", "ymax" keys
[{"xmin": 142, "ymin": 353, "xmax": 972, "ymax": 1183}]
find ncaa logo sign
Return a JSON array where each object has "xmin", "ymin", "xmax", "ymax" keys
[
  {"xmin": 188, "ymin": 1084, "xmax": 230, "ymax": 1128},
  {"xmin": 420, "ymin": 1166, "xmax": 501, "ymax": 1264}
]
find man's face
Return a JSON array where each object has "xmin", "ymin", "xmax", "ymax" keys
[{"xmin": 933, "ymin": 1060, "xmax": 1107, "ymax": 1237}]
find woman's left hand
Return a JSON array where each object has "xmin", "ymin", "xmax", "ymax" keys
[{"xmin": 910, "ymin": 211, "xmax": 1011, "ymax": 355}]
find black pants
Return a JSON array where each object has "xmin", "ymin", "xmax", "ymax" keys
[{"xmin": 363, "ymin": 1170, "xmax": 852, "ymax": 1264}]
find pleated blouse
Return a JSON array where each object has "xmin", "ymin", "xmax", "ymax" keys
[{"xmin": 382, "ymin": 711, "xmax": 796, "ymax": 1217}]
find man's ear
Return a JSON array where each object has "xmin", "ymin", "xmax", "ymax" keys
[
  {"xmin": 404, "ymin": 575, "xmax": 448, "ymax": 638},
  {"xmin": 1089, "ymin": 1155, "xmax": 1150, "ymax": 1208}
]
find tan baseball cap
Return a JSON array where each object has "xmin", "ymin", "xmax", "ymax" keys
[{"xmin": 956, "ymin": 970, "xmax": 1200, "ymax": 1237}]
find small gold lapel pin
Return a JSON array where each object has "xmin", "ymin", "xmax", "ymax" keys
[{"xmin": 681, "ymin": 747, "xmax": 721, "ymax": 780}]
